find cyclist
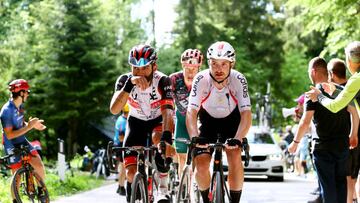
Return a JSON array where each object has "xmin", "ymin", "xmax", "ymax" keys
[
  {"xmin": 0, "ymin": 79, "xmax": 47, "ymax": 203},
  {"xmin": 114, "ymin": 103, "xmax": 129, "ymax": 196},
  {"xmin": 186, "ymin": 41, "xmax": 252, "ymax": 203},
  {"xmin": 110, "ymin": 44, "xmax": 175, "ymax": 203},
  {"xmin": 170, "ymin": 48, "xmax": 203, "ymax": 175},
  {"xmin": 307, "ymin": 41, "xmax": 360, "ymax": 117}
]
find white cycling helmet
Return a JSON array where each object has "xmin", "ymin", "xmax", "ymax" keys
[{"xmin": 207, "ymin": 41, "xmax": 236, "ymax": 63}]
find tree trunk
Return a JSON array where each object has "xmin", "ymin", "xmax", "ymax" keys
[{"xmin": 66, "ymin": 119, "xmax": 78, "ymax": 158}]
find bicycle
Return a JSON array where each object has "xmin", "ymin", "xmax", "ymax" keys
[
  {"xmin": 201, "ymin": 135, "xmax": 249, "ymax": 203},
  {"xmin": 107, "ymin": 141, "xmax": 158, "ymax": 203},
  {"xmin": 174, "ymin": 138, "xmax": 200, "ymax": 203},
  {"xmin": 167, "ymin": 161, "xmax": 179, "ymax": 202},
  {"xmin": 91, "ymin": 148, "xmax": 110, "ymax": 179},
  {"xmin": 0, "ymin": 145, "xmax": 49, "ymax": 203}
]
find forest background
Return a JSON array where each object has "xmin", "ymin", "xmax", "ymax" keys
[{"xmin": 0, "ymin": 0, "xmax": 358, "ymax": 158}]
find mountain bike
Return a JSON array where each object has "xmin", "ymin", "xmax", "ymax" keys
[
  {"xmin": 107, "ymin": 141, "xmax": 158, "ymax": 203},
  {"xmin": 0, "ymin": 145, "xmax": 49, "ymax": 203}
]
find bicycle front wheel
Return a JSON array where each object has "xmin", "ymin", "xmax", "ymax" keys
[
  {"xmin": 11, "ymin": 167, "xmax": 49, "ymax": 203},
  {"xmin": 177, "ymin": 167, "xmax": 190, "ymax": 203},
  {"xmin": 210, "ymin": 172, "xmax": 224, "ymax": 203},
  {"xmin": 131, "ymin": 173, "xmax": 148, "ymax": 203}
]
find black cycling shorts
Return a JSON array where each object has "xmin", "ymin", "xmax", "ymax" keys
[
  {"xmin": 347, "ymin": 146, "xmax": 360, "ymax": 179},
  {"xmin": 193, "ymin": 106, "xmax": 241, "ymax": 157},
  {"xmin": 123, "ymin": 116, "xmax": 162, "ymax": 167}
]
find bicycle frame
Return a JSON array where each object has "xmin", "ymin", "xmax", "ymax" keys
[
  {"xmin": 207, "ymin": 140, "xmax": 230, "ymax": 203},
  {"xmin": 1, "ymin": 145, "xmax": 49, "ymax": 203},
  {"xmin": 109, "ymin": 142, "xmax": 157, "ymax": 203}
]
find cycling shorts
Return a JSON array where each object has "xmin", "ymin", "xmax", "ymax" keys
[
  {"xmin": 174, "ymin": 111, "xmax": 190, "ymax": 154},
  {"xmin": 123, "ymin": 116, "xmax": 162, "ymax": 168},
  {"xmin": 4, "ymin": 140, "xmax": 38, "ymax": 170},
  {"xmin": 193, "ymin": 106, "xmax": 241, "ymax": 157},
  {"xmin": 347, "ymin": 146, "xmax": 360, "ymax": 179}
]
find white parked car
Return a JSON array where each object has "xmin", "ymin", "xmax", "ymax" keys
[{"xmin": 223, "ymin": 126, "xmax": 285, "ymax": 181}]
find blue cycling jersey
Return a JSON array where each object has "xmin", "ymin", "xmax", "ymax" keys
[
  {"xmin": 114, "ymin": 115, "xmax": 127, "ymax": 146},
  {"xmin": 1, "ymin": 100, "xmax": 27, "ymax": 148}
]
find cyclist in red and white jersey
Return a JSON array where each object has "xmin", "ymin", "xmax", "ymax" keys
[
  {"xmin": 186, "ymin": 41, "xmax": 252, "ymax": 203},
  {"xmin": 110, "ymin": 44, "xmax": 174, "ymax": 203}
]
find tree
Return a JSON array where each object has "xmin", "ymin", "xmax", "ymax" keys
[
  {"xmin": 286, "ymin": 0, "xmax": 360, "ymax": 56},
  {"xmin": 0, "ymin": 0, "xmax": 145, "ymax": 157}
]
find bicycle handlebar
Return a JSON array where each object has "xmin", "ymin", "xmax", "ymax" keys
[
  {"xmin": 175, "ymin": 137, "xmax": 250, "ymax": 166},
  {"xmin": 112, "ymin": 145, "xmax": 158, "ymax": 152}
]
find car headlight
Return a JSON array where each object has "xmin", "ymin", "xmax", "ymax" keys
[{"xmin": 269, "ymin": 153, "xmax": 283, "ymax": 161}]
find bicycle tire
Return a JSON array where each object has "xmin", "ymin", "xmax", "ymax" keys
[
  {"xmin": 210, "ymin": 172, "xmax": 224, "ymax": 203},
  {"xmin": 168, "ymin": 167, "xmax": 177, "ymax": 202},
  {"xmin": 150, "ymin": 169, "xmax": 159, "ymax": 203},
  {"xmin": 131, "ymin": 173, "xmax": 148, "ymax": 203},
  {"xmin": 12, "ymin": 167, "xmax": 49, "ymax": 203},
  {"xmin": 177, "ymin": 167, "xmax": 190, "ymax": 203}
]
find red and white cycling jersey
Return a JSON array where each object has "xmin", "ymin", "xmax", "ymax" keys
[
  {"xmin": 115, "ymin": 71, "xmax": 173, "ymax": 121},
  {"xmin": 188, "ymin": 69, "xmax": 251, "ymax": 118}
]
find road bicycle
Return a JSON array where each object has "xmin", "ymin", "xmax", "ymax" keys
[
  {"xmin": 197, "ymin": 135, "xmax": 250, "ymax": 203},
  {"xmin": 167, "ymin": 161, "xmax": 179, "ymax": 202},
  {"xmin": 107, "ymin": 141, "xmax": 158, "ymax": 203},
  {"xmin": 0, "ymin": 145, "xmax": 49, "ymax": 203},
  {"xmin": 174, "ymin": 138, "xmax": 201, "ymax": 203}
]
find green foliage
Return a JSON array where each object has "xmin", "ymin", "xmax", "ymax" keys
[
  {"xmin": 46, "ymin": 172, "xmax": 104, "ymax": 199},
  {"xmin": 0, "ymin": 176, "xmax": 12, "ymax": 203},
  {"xmin": 286, "ymin": 0, "xmax": 360, "ymax": 56},
  {"xmin": 0, "ymin": 0, "xmax": 145, "ymax": 158},
  {"xmin": 157, "ymin": 46, "xmax": 183, "ymax": 75}
]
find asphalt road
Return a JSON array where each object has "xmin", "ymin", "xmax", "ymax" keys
[{"xmin": 53, "ymin": 173, "xmax": 318, "ymax": 203}]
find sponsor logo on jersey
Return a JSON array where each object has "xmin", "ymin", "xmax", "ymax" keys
[
  {"xmin": 237, "ymin": 75, "xmax": 248, "ymax": 98},
  {"xmin": 191, "ymin": 75, "xmax": 204, "ymax": 97}
]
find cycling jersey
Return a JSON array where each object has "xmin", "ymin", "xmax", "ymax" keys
[
  {"xmin": 114, "ymin": 70, "xmax": 173, "ymax": 167},
  {"xmin": 170, "ymin": 71, "xmax": 192, "ymax": 153},
  {"xmin": 115, "ymin": 71, "xmax": 174, "ymax": 121},
  {"xmin": 170, "ymin": 71, "xmax": 191, "ymax": 116},
  {"xmin": 114, "ymin": 115, "xmax": 127, "ymax": 146},
  {"xmin": 188, "ymin": 69, "xmax": 251, "ymax": 118},
  {"xmin": 317, "ymin": 71, "xmax": 360, "ymax": 116},
  {"xmin": 1, "ymin": 101, "xmax": 27, "ymax": 146},
  {"xmin": 0, "ymin": 100, "xmax": 36, "ymax": 167}
]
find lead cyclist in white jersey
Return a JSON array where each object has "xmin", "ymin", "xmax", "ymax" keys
[{"xmin": 186, "ymin": 41, "xmax": 252, "ymax": 203}]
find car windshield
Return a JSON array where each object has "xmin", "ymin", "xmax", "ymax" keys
[{"xmin": 247, "ymin": 133, "xmax": 274, "ymax": 144}]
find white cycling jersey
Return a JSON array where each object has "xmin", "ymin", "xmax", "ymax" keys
[
  {"xmin": 188, "ymin": 69, "xmax": 251, "ymax": 118},
  {"xmin": 115, "ymin": 71, "xmax": 173, "ymax": 121}
]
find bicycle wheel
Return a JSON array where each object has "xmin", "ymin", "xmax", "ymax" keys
[
  {"xmin": 131, "ymin": 173, "xmax": 148, "ymax": 203},
  {"xmin": 193, "ymin": 182, "xmax": 201, "ymax": 203},
  {"xmin": 177, "ymin": 166, "xmax": 190, "ymax": 203},
  {"xmin": 149, "ymin": 169, "xmax": 159, "ymax": 203},
  {"xmin": 12, "ymin": 167, "xmax": 49, "ymax": 203},
  {"xmin": 209, "ymin": 172, "xmax": 224, "ymax": 203},
  {"xmin": 168, "ymin": 166, "xmax": 178, "ymax": 202}
]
